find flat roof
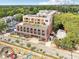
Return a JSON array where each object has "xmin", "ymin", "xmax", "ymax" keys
[{"xmin": 23, "ymin": 10, "xmax": 57, "ymax": 18}]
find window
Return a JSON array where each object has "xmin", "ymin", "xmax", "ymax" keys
[
  {"xmin": 38, "ymin": 19, "xmax": 40, "ymax": 21},
  {"xmin": 27, "ymin": 28, "xmax": 29, "ymax": 32},
  {"xmin": 34, "ymin": 29, "xmax": 36, "ymax": 34},
  {"xmin": 38, "ymin": 29, "xmax": 40, "ymax": 35},
  {"xmin": 24, "ymin": 18, "xmax": 28, "ymax": 22},
  {"xmin": 30, "ymin": 28, "xmax": 33, "ymax": 33},
  {"xmin": 24, "ymin": 27, "xmax": 26, "ymax": 32},
  {"xmin": 20, "ymin": 26, "xmax": 22, "ymax": 31},
  {"xmin": 42, "ymin": 30, "xmax": 45, "ymax": 35},
  {"xmin": 26, "ymin": 21, "xmax": 28, "ymax": 22},
  {"xmin": 45, "ymin": 20, "xmax": 48, "ymax": 22},
  {"xmin": 38, "ymin": 22, "xmax": 40, "ymax": 24},
  {"xmin": 26, "ymin": 18, "xmax": 28, "ymax": 20}
]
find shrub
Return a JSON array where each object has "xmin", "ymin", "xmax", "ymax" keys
[{"xmin": 26, "ymin": 43, "xmax": 31, "ymax": 48}]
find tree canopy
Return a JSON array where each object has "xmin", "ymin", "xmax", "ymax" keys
[
  {"xmin": 54, "ymin": 13, "xmax": 79, "ymax": 50},
  {"xmin": 0, "ymin": 5, "xmax": 79, "ymax": 17},
  {"xmin": 0, "ymin": 19, "xmax": 7, "ymax": 32},
  {"xmin": 14, "ymin": 13, "xmax": 23, "ymax": 22}
]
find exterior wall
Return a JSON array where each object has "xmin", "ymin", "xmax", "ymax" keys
[
  {"xmin": 16, "ymin": 24, "xmax": 53, "ymax": 41},
  {"xmin": 16, "ymin": 25, "xmax": 47, "ymax": 40},
  {"xmin": 23, "ymin": 16, "xmax": 46, "ymax": 26},
  {"xmin": 47, "ymin": 24, "xmax": 53, "ymax": 39}
]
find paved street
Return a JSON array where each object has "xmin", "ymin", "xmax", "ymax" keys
[
  {"xmin": 37, "ymin": 44, "xmax": 79, "ymax": 59},
  {"xmin": 0, "ymin": 35, "xmax": 79, "ymax": 59},
  {"xmin": 0, "ymin": 41, "xmax": 56, "ymax": 59}
]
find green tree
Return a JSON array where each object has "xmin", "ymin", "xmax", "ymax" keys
[
  {"xmin": 0, "ymin": 19, "xmax": 7, "ymax": 32},
  {"xmin": 7, "ymin": 10, "xmax": 14, "ymax": 16},
  {"xmin": 14, "ymin": 13, "xmax": 23, "ymax": 22},
  {"xmin": 32, "ymin": 8, "xmax": 39, "ymax": 14},
  {"xmin": 15, "ymin": 40, "xmax": 19, "ymax": 43},
  {"xmin": 54, "ymin": 13, "xmax": 79, "ymax": 50},
  {"xmin": 26, "ymin": 43, "xmax": 31, "ymax": 48}
]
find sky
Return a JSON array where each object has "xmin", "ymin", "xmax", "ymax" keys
[{"xmin": 0, "ymin": 0, "xmax": 79, "ymax": 5}]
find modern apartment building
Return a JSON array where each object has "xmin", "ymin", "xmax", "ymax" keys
[{"xmin": 16, "ymin": 10, "xmax": 57, "ymax": 41}]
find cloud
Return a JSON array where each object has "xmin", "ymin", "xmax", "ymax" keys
[{"xmin": 39, "ymin": 0, "xmax": 79, "ymax": 5}]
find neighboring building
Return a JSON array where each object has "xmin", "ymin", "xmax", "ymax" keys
[
  {"xmin": 56, "ymin": 29, "xmax": 67, "ymax": 39},
  {"xmin": 16, "ymin": 10, "xmax": 57, "ymax": 41},
  {"xmin": 2, "ymin": 16, "xmax": 18, "ymax": 32}
]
